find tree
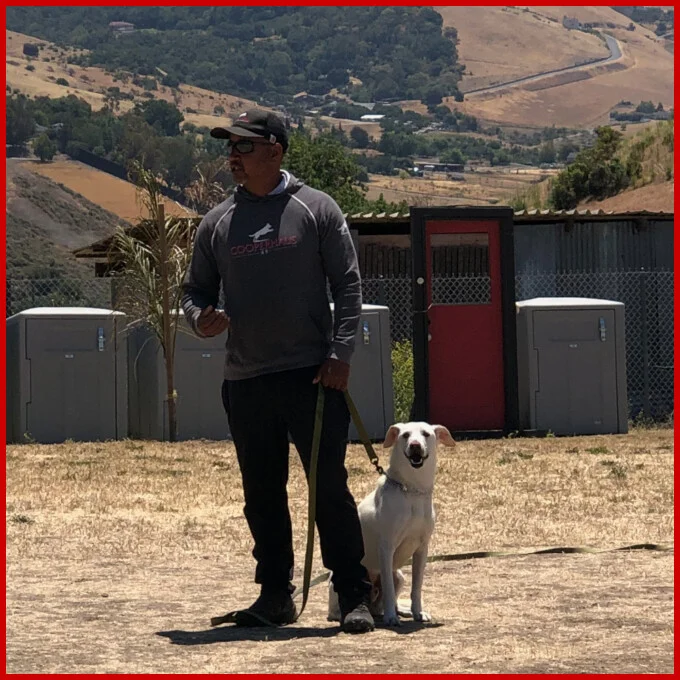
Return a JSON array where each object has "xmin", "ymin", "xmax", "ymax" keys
[
  {"xmin": 33, "ymin": 133, "xmax": 57, "ymax": 162},
  {"xmin": 6, "ymin": 95, "xmax": 36, "ymax": 147},
  {"xmin": 112, "ymin": 162, "xmax": 197, "ymax": 442},
  {"xmin": 285, "ymin": 131, "xmax": 369, "ymax": 213},
  {"xmin": 350, "ymin": 126, "xmax": 370, "ymax": 149},
  {"xmin": 538, "ymin": 140, "xmax": 556, "ymax": 164},
  {"xmin": 138, "ymin": 99, "xmax": 184, "ymax": 136},
  {"xmin": 635, "ymin": 101, "xmax": 656, "ymax": 115}
]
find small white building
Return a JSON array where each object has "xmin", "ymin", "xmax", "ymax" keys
[
  {"xmin": 109, "ymin": 21, "xmax": 135, "ymax": 34},
  {"xmin": 360, "ymin": 114, "xmax": 385, "ymax": 122}
]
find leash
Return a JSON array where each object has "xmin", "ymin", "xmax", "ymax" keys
[
  {"xmin": 290, "ymin": 542, "xmax": 674, "ymax": 597},
  {"xmin": 210, "ymin": 388, "xmax": 672, "ymax": 627},
  {"xmin": 344, "ymin": 390, "xmax": 385, "ymax": 476}
]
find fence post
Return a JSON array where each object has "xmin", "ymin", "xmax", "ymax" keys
[{"xmin": 639, "ymin": 271, "xmax": 651, "ymax": 419}]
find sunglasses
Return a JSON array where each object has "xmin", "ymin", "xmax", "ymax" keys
[{"xmin": 226, "ymin": 139, "xmax": 275, "ymax": 154}]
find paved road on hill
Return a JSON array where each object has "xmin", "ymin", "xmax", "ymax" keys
[{"xmin": 464, "ymin": 33, "xmax": 622, "ymax": 98}]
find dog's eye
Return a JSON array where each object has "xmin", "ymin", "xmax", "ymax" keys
[
  {"xmin": 422, "ymin": 430, "xmax": 431, "ymax": 438},
  {"xmin": 401, "ymin": 431, "xmax": 410, "ymax": 439}
]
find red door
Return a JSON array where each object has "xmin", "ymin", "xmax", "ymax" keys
[{"xmin": 426, "ymin": 220, "xmax": 505, "ymax": 431}]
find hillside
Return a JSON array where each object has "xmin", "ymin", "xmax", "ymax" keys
[
  {"xmin": 579, "ymin": 181, "xmax": 673, "ymax": 212},
  {"xmin": 437, "ymin": 6, "xmax": 610, "ymax": 92},
  {"xmin": 5, "ymin": 7, "xmax": 464, "ymax": 103},
  {"xmin": 6, "ymin": 159, "xmax": 129, "ymax": 279},
  {"xmin": 438, "ymin": 6, "xmax": 673, "ymax": 129},
  {"xmin": 28, "ymin": 158, "xmax": 194, "ymax": 223},
  {"xmin": 6, "ymin": 30, "xmax": 258, "ymax": 126},
  {"xmin": 512, "ymin": 119, "xmax": 674, "ymax": 212}
]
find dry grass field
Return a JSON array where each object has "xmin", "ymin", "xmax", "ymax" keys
[
  {"xmin": 6, "ymin": 428, "xmax": 673, "ymax": 673},
  {"xmin": 6, "ymin": 30, "xmax": 258, "ymax": 124},
  {"xmin": 434, "ymin": 8, "xmax": 673, "ymax": 129},
  {"xmin": 437, "ymin": 6, "xmax": 610, "ymax": 91},
  {"xmin": 25, "ymin": 159, "xmax": 195, "ymax": 223},
  {"xmin": 366, "ymin": 167, "xmax": 559, "ymax": 208}
]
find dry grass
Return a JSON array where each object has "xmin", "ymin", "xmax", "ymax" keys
[
  {"xmin": 7, "ymin": 29, "xmax": 259, "ymax": 120},
  {"xmin": 437, "ymin": 6, "xmax": 610, "ymax": 91},
  {"xmin": 26, "ymin": 159, "xmax": 195, "ymax": 222},
  {"xmin": 366, "ymin": 168, "xmax": 558, "ymax": 208},
  {"xmin": 6, "ymin": 429, "xmax": 673, "ymax": 673},
  {"xmin": 440, "ymin": 9, "xmax": 673, "ymax": 129}
]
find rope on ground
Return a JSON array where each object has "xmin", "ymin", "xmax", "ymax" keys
[{"xmin": 291, "ymin": 542, "xmax": 673, "ymax": 599}]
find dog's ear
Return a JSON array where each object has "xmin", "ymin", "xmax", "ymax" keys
[
  {"xmin": 433, "ymin": 425, "xmax": 456, "ymax": 447},
  {"xmin": 383, "ymin": 424, "xmax": 401, "ymax": 449}
]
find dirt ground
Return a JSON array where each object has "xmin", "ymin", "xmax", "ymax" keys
[{"xmin": 6, "ymin": 428, "xmax": 673, "ymax": 673}]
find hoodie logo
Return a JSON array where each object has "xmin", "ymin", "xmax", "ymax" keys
[
  {"xmin": 249, "ymin": 223, "xmax": 275, "ymax": 242},
  {"xmin": 230, "ymin": 222, "xmax": 298, "ymax": 257}
]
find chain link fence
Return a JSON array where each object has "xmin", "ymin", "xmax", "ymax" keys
[
  {"xmin": 6, "ymin": 271, "xmax": 674, "ymax": 420},
  {"xmin": 362, "ymin": 271, "xmax": 674, "ymax": 421}
]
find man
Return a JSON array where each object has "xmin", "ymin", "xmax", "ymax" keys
[{"xmin": 181, "ymin": 109, "xmax": 374, "ymax": 634}]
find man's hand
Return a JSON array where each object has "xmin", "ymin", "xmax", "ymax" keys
[
  {"xmin": 197, "ymin": 305, "xmax": 230, "ymax": 337},
  {"xmin": 313, "ymin": 358, "xmax": 350, "ymax": 391}
]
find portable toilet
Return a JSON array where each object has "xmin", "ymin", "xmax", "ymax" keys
[
  {"xmin": 333, "ymin": 304, "xmax": 395, "ymax": 441},
  {"xmin": 516, "ymin": 298, "xmax": 628, "ymax": 435},
  {"xmin": 127, "ymin": 313, "xmax": 230, "ymax": 441},
  {"xmin": 6, "ymin": 307, "xmax": 128, "ymax": 444}
]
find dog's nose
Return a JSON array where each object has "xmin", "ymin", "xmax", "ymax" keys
[{"xmin": 408, "ymin": 442, "xmax": 424, "ymax": 456}]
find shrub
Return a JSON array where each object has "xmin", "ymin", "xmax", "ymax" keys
[{"xmin": 391, "ymin": 340, "xmax": 414, "ymax": 423}]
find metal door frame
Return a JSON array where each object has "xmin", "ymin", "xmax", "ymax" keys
[{"xmin": 410, "ymin": 206, "xmax": 519, "ymax": 437}]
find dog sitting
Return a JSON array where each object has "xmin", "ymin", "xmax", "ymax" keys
[{"xmin": 329, "ymin": 422, "xmax": 455, "ymax": 626}]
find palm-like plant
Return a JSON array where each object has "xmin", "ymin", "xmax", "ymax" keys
[
  {"xmin": 184, "ymin": 159, "xmax": 230, "ymax": 214},
  {"xmin": 111, "ymin": 160, "xmax": 198, "ymax": 441}
]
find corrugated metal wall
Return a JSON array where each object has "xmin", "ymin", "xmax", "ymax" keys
[{"xmin": 355, "ymin": 217, "xmax": 674, "ymax": 277}]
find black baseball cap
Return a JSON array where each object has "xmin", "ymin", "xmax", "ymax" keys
[{"xmin": 210, "ymin": 108, "xmax": 289, "ymax": 152}]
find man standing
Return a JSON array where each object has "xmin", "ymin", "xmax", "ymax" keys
[{"xmin": 181, "ymin": 109, "xmax": 374, "ymax": 633}]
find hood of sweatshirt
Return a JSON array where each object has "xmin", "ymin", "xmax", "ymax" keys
[{"xmin": 233, "ymin": 170, "xmax": 304, "ymax": 204}]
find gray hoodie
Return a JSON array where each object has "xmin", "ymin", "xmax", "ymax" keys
[{"xmin": 181, "ymin": 171, "xmax": 362, "ymax": 380}]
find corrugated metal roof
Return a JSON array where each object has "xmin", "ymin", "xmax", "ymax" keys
[
  {"xmin": 73, "ymin": 209, "xmax": 673, "ymax": 259},
  {"xmin": 343, "ymin": 209, "xmax": 672, "ymax": 221}
]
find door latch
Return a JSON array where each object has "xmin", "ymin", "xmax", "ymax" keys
[
  {"xmin": 97, "ymin": 327, "xmax": 105, "ymax": 351},
  {"xmin": 599, "ymin": 317, "xmax": 606, "ymax": 342}
]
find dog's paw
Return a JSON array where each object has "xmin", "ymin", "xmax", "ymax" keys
[{"xmin": 412, "ymin": 610, "xmax": 432, "ymax": 623}]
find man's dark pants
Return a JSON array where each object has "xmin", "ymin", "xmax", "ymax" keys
[{"xmin": 221, "ymin": 365, "xmax": 372, "ymax": 600}]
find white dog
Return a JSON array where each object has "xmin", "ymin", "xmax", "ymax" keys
[{"xmin": 329, "ymin": 422, "xmax": 455, "ymax": 626}]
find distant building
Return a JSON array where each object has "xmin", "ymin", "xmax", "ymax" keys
[
  {"xmin": 109, "ymin": 21, "xmax": 135, "ymax": 34},
  {"xmin": 352, "ymin": 102, "xmax": 376, "ymax": 111},
  {"xmin": 360, "ymin": 114, "xmax": 385, "ymax": 121}
]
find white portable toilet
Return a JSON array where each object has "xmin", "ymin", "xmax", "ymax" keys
[
  {"xmin": 516, "ymin": 298, "xmax": 628, "ymax": 435},
  {"xmin": 6, "ymin": 307, "xmax": 128, "ymax": 444},
  {"xmin": 332, "ymin": 304, "xmax": 395, "ymax": 441},
  {"xmin": 128, "ymin": 305, "xmax": 394, "ymax": 442}
]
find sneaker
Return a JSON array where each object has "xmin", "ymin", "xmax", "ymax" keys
[
  {"xmin": 233, "ymin": 586, "xmax": 297, "ymax": 627},
  {"xmin": 339, "ymin": 594, "xmax": 375, "ymax": 634}
]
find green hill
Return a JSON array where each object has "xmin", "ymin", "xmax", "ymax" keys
[{"xmin": 5, "ymin": 6, "xmax": 463, "ymax": 104}]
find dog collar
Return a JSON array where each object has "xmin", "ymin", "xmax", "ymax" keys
[{"xmin": 384, "ymin": 474, "xmax": 433, "ymax": 496}]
